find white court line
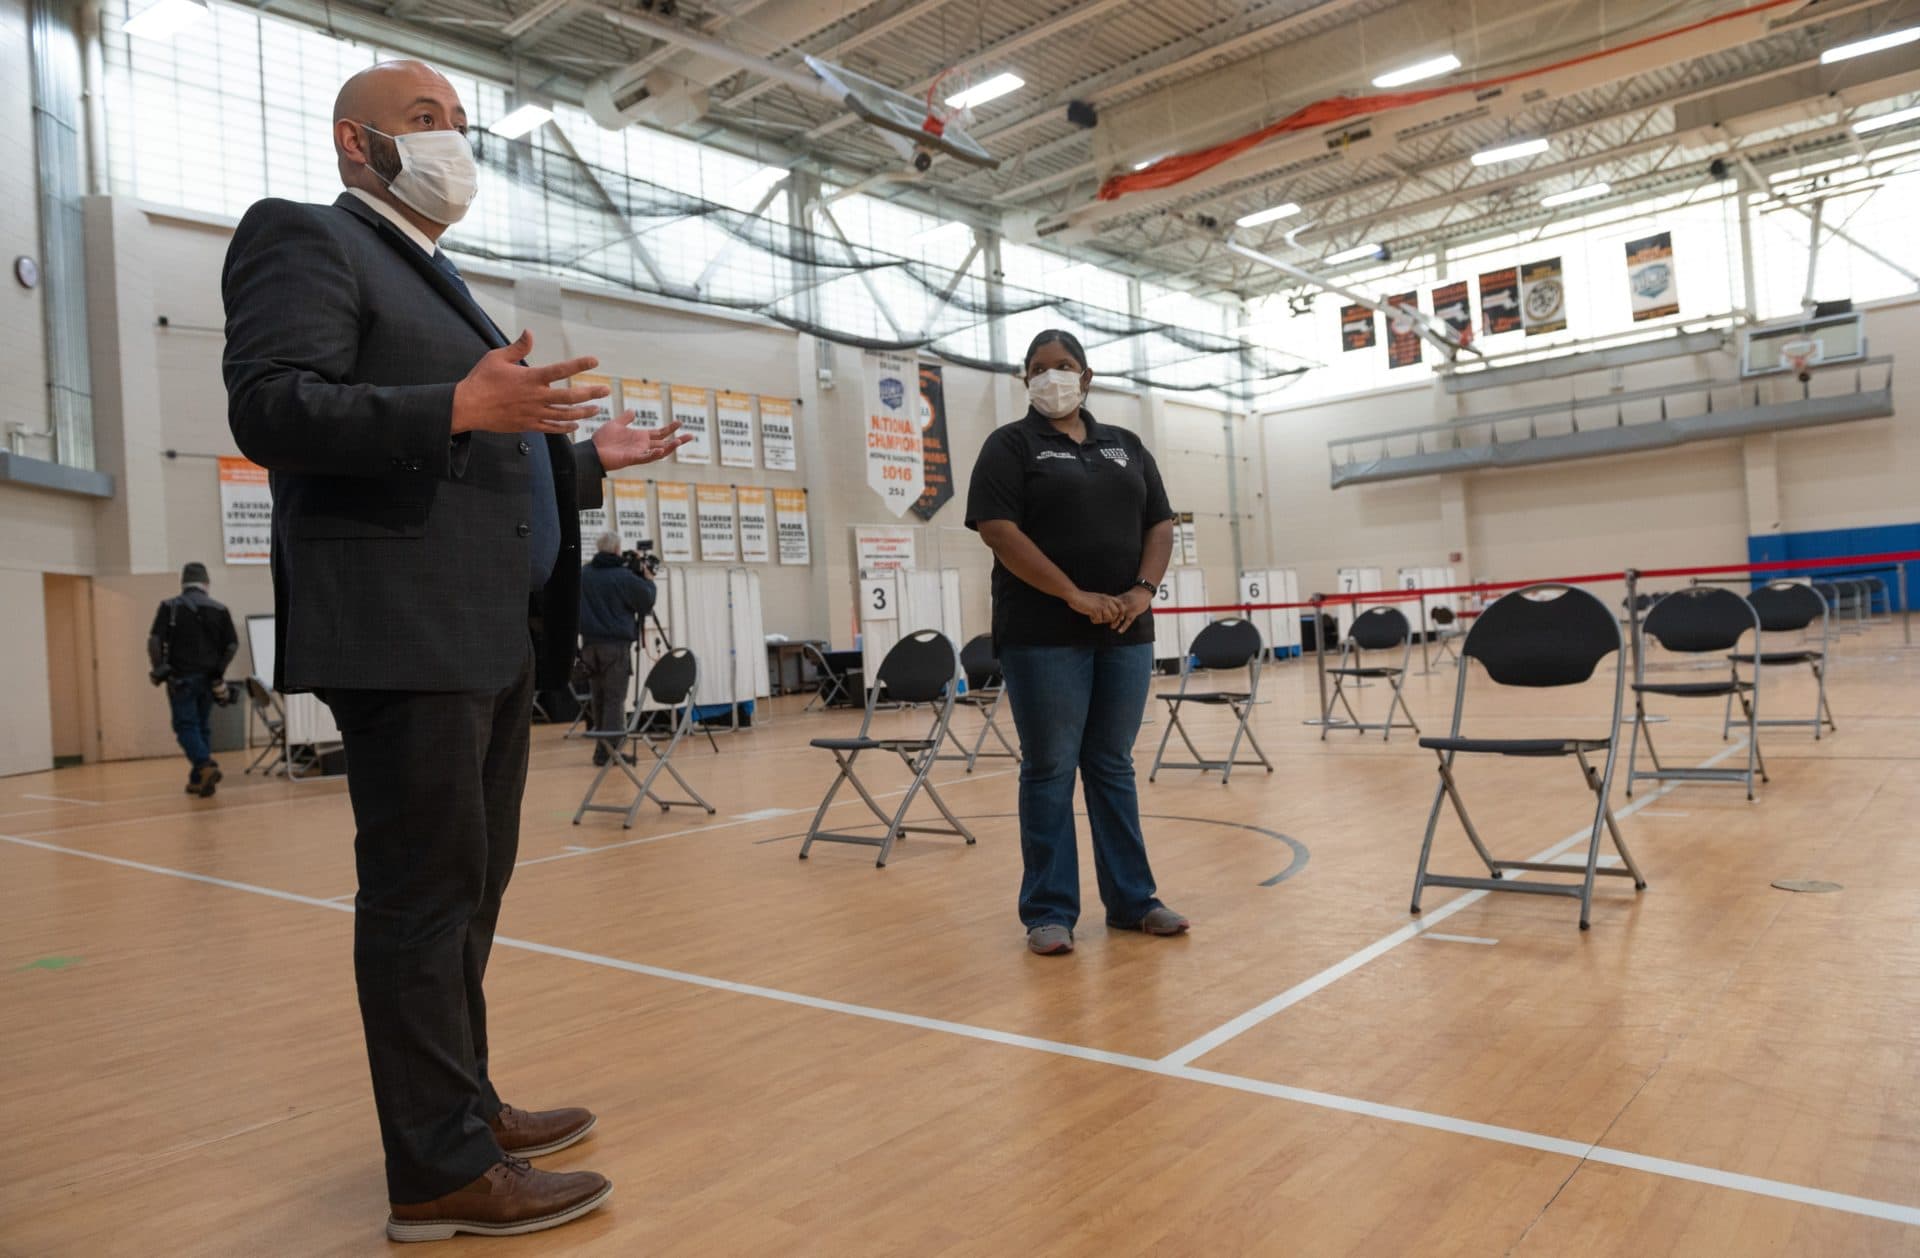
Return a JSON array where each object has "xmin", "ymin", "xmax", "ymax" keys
[
  {"xmin": 514, "ymin": 768, "xmax": 1018, "ymax": 869},
  {"xmin": 21, "ymin": 794, "xmax": 104, "ymax": 806},
  {"xmin": 1421, "ymin": 933, "xmax": 1499, "ymax": 945},
  {"xmin": 2, "ymin": 824, "xmax": 1915, "ymax": 1229},
  {"xmin": 1156, "ymin": 741, "xmax": 1749, "ymax": 1070}
]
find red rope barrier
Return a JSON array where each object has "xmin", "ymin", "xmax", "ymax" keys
[{"xmin": 1149, "ymin": 549, "xmax": 1919, "ymax": 616}]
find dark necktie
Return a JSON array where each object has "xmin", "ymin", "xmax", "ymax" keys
[{"xmin": 432, "ymin": 249, "xmax": 561, "ymax": 592}]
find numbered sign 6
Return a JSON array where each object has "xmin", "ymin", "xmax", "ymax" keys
[{"xmin": 1239, "ymin": 575, "xmax": 1263, "ymax": 605}]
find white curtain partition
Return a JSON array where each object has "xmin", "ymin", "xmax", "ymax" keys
[
  {"xmin": 642, "ymin": 566, "xmax": 770, "ymax": 713},
  {"xmin": 1152, "ymin": 567, "xmax": 1210, "ymax": 664},
  {"xmin": 1238, "ymin": 568, "xmax": 1303, "ymax": 658},
  {"xmin": 1395, "ymin": 566, "xmax": 1464, "ymax": 637},
  {"xmin": 858, "ymin": 568, "xmax": 964, "ymax": 685}
]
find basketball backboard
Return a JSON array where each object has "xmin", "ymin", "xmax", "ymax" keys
[{"xmin": 1741, "ymin": 313, "xmax": 1865, "ymax": 377}]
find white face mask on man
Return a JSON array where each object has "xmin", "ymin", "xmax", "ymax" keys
[
  {"xmin": 1027, "ymin": 368, "xmax": 1086, "ymax": 419},
  {"xmin": 360, "ymin": 124, "xmax": 478, "ymax": 225}
]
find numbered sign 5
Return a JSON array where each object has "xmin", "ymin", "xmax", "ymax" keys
[
  {"xmin": 861, "ymin": 575, "xmax": 898, "ymax": 622},
  {"xmin": 1153, "ymin": 580, "xmax": 1174, "ymax": 606}
]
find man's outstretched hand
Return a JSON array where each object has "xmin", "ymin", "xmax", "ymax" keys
[
  {"xmin": 451, "ymin": 330, "xmax": 607, "ymax": 436},
  {"xmin": 592, "ymin": 414, "xmax": 693, "ymax": 471}
]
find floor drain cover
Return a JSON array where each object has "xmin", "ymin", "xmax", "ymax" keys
[{"xmin": 1771, "ymin": 879, "xmax": 1843, "ymax": 893}]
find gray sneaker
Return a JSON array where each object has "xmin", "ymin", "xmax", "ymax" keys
[
  {"xmin": 1026, "ymin": 924, "xmax": 1074, "ymax": 955},
  {"xmin": 1110, "ymin": 906, "xmax": 1190, "ymax": 936}
]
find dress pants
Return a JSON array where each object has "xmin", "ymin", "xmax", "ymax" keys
[
  {"xmin": 321, "ymin": 649, "xmax": 533, "ymax": 1204},
  {"xmin": 579, "ymin": 640, "xmax": 633, "ymax": 736}
]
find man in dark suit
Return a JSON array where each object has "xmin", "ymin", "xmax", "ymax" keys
[{"xmin": 223, "ymin": 60, "xmax": 688, "ymax": 1243}]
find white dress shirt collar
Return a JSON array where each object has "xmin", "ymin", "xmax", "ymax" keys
[{"xmin": 345, "ymin": 187, "xmax": 438, "ymax": 258}]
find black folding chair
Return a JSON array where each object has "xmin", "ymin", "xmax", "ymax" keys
[
  {"xmin": 802, "ymin": 642, "xmax": 859, "ymax": 712},
  {"xmin": 1411, "ymin": 584, "xmax": 1641, "ymax": 931},
  {"xmin": 573, "ymin": 648, "xmax": 716, "ymax": 828},
  {"xmin": 1726, "ymin": 580, "xmax": 1835, "ymax": 741},
  {"xmin": 1429, "ymin": 605, "xmax": 1462, "ymax": 667},
  {"xmin": 800, "ymin": 629, "xmax": 976, "ymax": 867},
  {"xmin": 1149, "ymin": 618, "xmax": 1273, "ymax": 784},
  {"xmin": 939, "ymin": 634, "xmax": 1018, "ymax": 773},
  {"xmin": 561, "ymin": 657, "xmax": 594, "ymax": 739},
  {"xmin": 243, "ymin": 676, "xmax": 287, "ymax": 776},
  {"xmin": 1628, "ymin": 587, "xmax": 1768, "ymax": 800},
  {"xmin": 1321, "ymin": 606, "xmax": 1419, "ymax": 741}
]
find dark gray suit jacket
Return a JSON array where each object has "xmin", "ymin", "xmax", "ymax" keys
[{"xmin": 222, "ymin": 193, "xmax": 604, "ymax": 694}]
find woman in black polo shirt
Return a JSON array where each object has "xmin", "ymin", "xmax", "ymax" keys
[{"xmin": 965, "ymin": 329, "xmax": 1189, "ymax": 956}]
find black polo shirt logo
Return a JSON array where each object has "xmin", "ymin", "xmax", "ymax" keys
[
  {"xmin": 1035, "ymin": 450, "xmax": 1075, "ymax": 462},
  {"xmin": 1099, "ymin": 446, "xmax": 1130, "ymax": 468}
]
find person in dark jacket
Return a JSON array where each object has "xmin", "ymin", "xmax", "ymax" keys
[
  {"xmin": 578, "ymin": 531, "xmax": 657, "ymax": 764},
  {"xmin": 148, "ymin": 562, "xmax": 240, "ymax": 798},
  {"xmin": 221, "ymin": 60, "xmax": 688, "ymax": 1241}
]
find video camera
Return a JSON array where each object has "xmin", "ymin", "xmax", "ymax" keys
[{"xmin": 622, "ymin": 540, "xmax": 662, "ymax": 580}]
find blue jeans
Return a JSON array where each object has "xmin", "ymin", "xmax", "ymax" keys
[
  {"xmin": 999, "ymin": 642, "xmax": 1164, "ymax": 931},
  {"xmin": 167, "ymin": 674, "xmax": 216, "ymax": 769}
]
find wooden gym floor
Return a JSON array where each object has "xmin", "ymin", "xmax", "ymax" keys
[{"xmin": 3, "ymin": 624, "xmax": 1918, "ymax": 1256}]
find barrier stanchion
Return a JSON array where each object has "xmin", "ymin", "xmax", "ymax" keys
[
  {"xmin": 1303, "ymin": 594, "xmax": 1334, "ymax": 728},
  {"xmin": 1624, "ymin": 569, "xmax": 1643, "ymax": 727},
  {"xmin": 1901, "ymin": 565, "xmax": 1912, "ymax": 647},
  {"xmin": 1416, "ymin": 589, "xmax": 1435, "ymax": 675}
]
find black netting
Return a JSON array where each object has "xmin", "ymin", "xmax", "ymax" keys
[{"xmin": 462, "ymin": 135, "xmax": 1315, "ymax": 399}]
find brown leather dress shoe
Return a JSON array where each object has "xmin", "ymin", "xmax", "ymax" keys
[
  {"xmin": 488, "ymin": 1102, "xmax": 597, "ymax": 1157},
  {"xmin": 386, "ymin": 1156, "xmax": 611, "ymax": 1243}
]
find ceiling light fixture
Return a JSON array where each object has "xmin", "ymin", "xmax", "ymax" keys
[
  {"xmin": 1541, "ymin": 181, "xmax": 1611, "ymax": 207},
  {"xmin": 1471, "ymin": 137, "xmax": 1550, "ymax": 166},
  {"xmin": 1854, "ymin": 103, "xmax": 1920, "ymax": 135},
  {"xmin": 1236, "ymin": 202, "xmax": 1303, "ymax": 228},
  {"xmin": 1371, "ymin": 52, "xmax": 1461, "ymax": 88},
  {"xmin": 123, "ymin": 0, "xmax": 209, "ymax": 40},
  {"xmin": 1326, "ymin": 242, "xmax": 1386, "ymax": 265},
  {"xmin": 1820, "ymin": 25, "xmax": 1920, "ymax": 64},
  {"xmin": 488, "ymin": 103, "xmax": 553, "ymax": 140},
  {"xmin": 945, "ymin": 73, "xmax": 1025, "ymax": 111}
]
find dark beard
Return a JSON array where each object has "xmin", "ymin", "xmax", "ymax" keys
[{"xmin": 360, "ymin": 124, "xmax": 404, "ymax": 184}]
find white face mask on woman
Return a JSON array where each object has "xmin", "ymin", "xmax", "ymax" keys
[
  {"xmin": 1027, "ymin": 368, "xmax": 1086, "ymax": 419},
  {"xmin": 361, "ymin": 124, "xmax": 479, "ymax": 225}
]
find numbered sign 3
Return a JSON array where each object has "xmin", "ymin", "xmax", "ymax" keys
[{"xmin": 861, "ymin": 574, "xmax": 898, "ymax": 622}]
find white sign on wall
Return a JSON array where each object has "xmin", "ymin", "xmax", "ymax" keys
[
  {"xmin": 860, "ymin": 574, "xmax": 897, "ymax": 622},
  {"xmin": 775, "ymin": 488, "xmax": 811, "ymax": 565},
  {"xmin": 696, "ymin": 483, "xmax": 738, "ymax": 561},
  {"xmin": 656, "ymin": 483, "xmax": 695, "ymax": 562},
  {"xmin": 671, "ymin": 385, "xmax": 712, "ymax": 464},
  {"xmin": 579, "ymin": 478, "xmax": 608, "ymax": 542},
  {"xmin": 863, "ymin": 350, "xmax": 923, "ymax": 517},
  {"xmin": 610, "ymin": 479, "xmax": 652, "ymax": 551},
  {"xmin": 759, "ymin": 397, "xmax": 797, "ymax": 471},
  {"xmin": 855, "ymin": 526, "xmax": 916, "ymax": 572},
  {"xmin": 717, "ymin": 390, "xmax": 756, "ymax": 469},
  {"xmin": 622, "ymin": 379, "xmax": 665, "ymax": 435},
  {"xmin": 737, "ymin": 488, "xmax": 771, "ymax": 563},
  {"xmin": 218, "ymin": 457, "xmax": 271, "ymax": 565},
  {"xmin": 572, "ymin": 373, "xmax": 613, "ymax": 442}
]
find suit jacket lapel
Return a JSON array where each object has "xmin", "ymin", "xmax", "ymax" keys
[{"xmin": 334, "ymin": 194, "xmax": 508, "ymax": 350}]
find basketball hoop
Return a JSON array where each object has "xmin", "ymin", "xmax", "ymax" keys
[{"xmin": 1778, "ymin": 337, "xmax": 1822, "ymax": 383}]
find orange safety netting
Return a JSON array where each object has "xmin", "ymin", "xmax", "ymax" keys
[{"xmin": 1096, "ymin": 0, "xmax": 1805, "ymax": 202}]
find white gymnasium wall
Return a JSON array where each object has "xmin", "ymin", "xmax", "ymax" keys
[{"xmin": 1258, "ymin": 294, "xmax": 1920, "ymax": 605}]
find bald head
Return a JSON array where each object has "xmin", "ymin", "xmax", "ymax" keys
[{"xmin": 332, "ymin": 60, "xmax": 467, "ymax": 214}]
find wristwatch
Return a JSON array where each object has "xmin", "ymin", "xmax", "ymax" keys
[{"xmin": 1132, "ymin": 579, "xmax": 1156, "ymax": 595}]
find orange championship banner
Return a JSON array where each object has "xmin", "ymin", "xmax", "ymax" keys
[
  {"xmin": 217, "ymin": 456, "xmax": 272, "ymax": 565},
  {"xmin": 774, "ymin": 488, "xmax": 811, "ymax": 565},
  {"xmin": 655, "ymin": 482, "xmax": 695, "ymax": 562}
]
